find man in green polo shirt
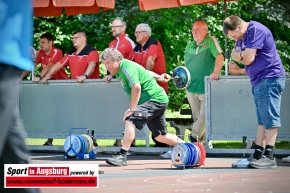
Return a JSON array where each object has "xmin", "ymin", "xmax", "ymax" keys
[
  {"xmin": 185, "ymin": 20, "xmax": 224, "ymax": 146},
  {"xmin": 100, "ymin": 48, "xmax": 185, "ymax": 166}
]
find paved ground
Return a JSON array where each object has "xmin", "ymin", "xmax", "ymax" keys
[{"xmin": 28, "ymin": 152, "xmax": 290, "ymax": 193}]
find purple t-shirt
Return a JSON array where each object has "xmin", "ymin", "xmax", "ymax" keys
[{"xmin": 236, "ymin": 21, "xmax": 285, "ymax": 87}]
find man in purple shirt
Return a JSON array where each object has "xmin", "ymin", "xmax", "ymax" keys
[{"xmin": 223, "ymin": 15, "xmax": 286, "ymax": 169}]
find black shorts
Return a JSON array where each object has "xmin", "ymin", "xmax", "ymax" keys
[{"xmin": 125, "ymin": 101, "xmax": 168, "ymax": 138}]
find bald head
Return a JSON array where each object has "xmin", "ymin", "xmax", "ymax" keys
[
  {"xmin": 194, "ymin": 21, "xmax": 208, "ymax": 32},
  {"xmin": 192, "ymin": 21, "xmax": 208, "ymax": 44}
]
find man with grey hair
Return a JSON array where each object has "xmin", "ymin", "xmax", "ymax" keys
[
  {"xmin": 133, "ymin": 23, "xmax": 168, "ymax": 93},
  {"xmin": 185, "ymin": 20, "xmax": 224, "ymax": 146},
  {"xmin": 101, "ymin": 48, "xmax": 185, "ymax": 166},
  {"xmin": 105, "ymin": 18, "xmax": 136, "ymax": 147},
  {"xmin": 133, "ymin": 23, "xmax": 169, "ymax": 148},
  {"xmin": 109, "ymin": 18, "xmax": 135, "ymax": 61},
  {"xmin": 223, "ymin": 15, "xmax": 286, "ymax": 169}
]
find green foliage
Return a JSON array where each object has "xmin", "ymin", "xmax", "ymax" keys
[{"xmin": 33, "ymin": 0, "xmax": 290, "ymax": 111}]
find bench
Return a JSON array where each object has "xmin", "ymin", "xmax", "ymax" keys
[{"xmin": 166, "ymin": 98, "xmax": 193, "ymax": 140}]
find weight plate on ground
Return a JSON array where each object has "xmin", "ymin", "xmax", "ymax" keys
[{"xmin": 64, "ymin": 134, "xmax": 81, "ymax": 157}]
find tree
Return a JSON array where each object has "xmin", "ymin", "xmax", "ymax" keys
[{"xmin": 33, "ymin": 0, "xmax": 290, "ymax": 110}]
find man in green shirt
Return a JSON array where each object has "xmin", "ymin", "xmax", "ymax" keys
[
  {"xmin": 185, "ymin": 21, "xmax": 224, "ymax": 146},
  {"xmin": 101, "ymin": 48, "xmax": 185, "ymax": 166}
]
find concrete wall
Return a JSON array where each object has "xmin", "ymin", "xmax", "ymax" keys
[{"xmin": 19, "ymin": 79, "xmax": 149, "ymax": 144}]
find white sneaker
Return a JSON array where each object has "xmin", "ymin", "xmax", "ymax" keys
[
  {"xmin": 208, "ymin": 140, "xmax": 213, "ymax": 149},
  {"xmin": 160, "ymin": 150, "xmax": 172, "ymax": 159},
  {"xmin": 232, "ymin": 158, "xmax": 250, "ymax": 168},
  {"xmin": 282, "ymin": 156, "xmax": 290, "ymax": 163},
  {"xmin": 201, "ymin": 140, "xmax": 213, "ymax": 148}
]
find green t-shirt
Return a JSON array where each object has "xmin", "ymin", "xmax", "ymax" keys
[
  {"xmin": 115, "ymin": 59, "xmax": 168, "ymax": 105},
  {"xmin": 184, "ymin": 35, "xmax": 223, "ymax": 94}
]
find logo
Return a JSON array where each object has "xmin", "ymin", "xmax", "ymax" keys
[{"xmin": 4, "ymin": 164, "xmax": 99, "ymax": 188}]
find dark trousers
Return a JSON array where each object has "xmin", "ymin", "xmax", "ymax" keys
[{"xmin": 0, "ymin": 64, "xmax": 39, "ymax": 193}]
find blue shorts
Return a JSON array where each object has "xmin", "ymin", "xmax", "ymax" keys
[
  {"xmin": 125, "ymin": 101, "xmax": 168, "ymax": 137},
  {"xmin": 252, "ymin": 76, "xmax": 286, "ymax": 129}
]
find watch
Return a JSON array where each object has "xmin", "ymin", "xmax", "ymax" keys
[{"xmin": 82, "ymin": 73, "xmax": 88, "ymax": 79}]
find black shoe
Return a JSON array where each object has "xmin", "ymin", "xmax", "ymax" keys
[
  {"xmin": 43, "ymin": 141, "xmax": 53, "ymax": 146},
  {"xmin": 188, "ymin": 134, "xmax": 197, "ymax": 143},
  {"xmin": 249, "ymin": 157, "xmax": 277, "ymax": 169},
  {"xmin": 250, "ymin": 141, "xmax": 257, "ymax": 149},
  {"xmin": 106, "ymin": 154, "xmax": 127, "ymax": 166}
]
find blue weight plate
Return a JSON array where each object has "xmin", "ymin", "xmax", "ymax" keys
[
  {"xmin": 64, "ymin": 135, "xmax": 81, "ymax": 157},
  {"xmin": 76, "ymin": 135, "xmax": 86, "ymax": 154},
  {"xmin": 172, "ymin": 66, "xmax": 191, "ymax": 90},
  {"xmin": 78, "ymin": 135, "xmax": 88, "ymax": 154},
  {"xmin": 190, "ymin": 143, "xmax": 198, "ymax": 165},
  {"xmin": 192, "ymin": 143, "xmax": 200, "ymax": 166},
  {"xmin": 185, "ymin": 143, "xmax": 193, "ymax": 166},
  {"xmin": 182, "ymin": 143, "xmax": 190, "ymax": 166},
  {"xmin": 187, "ymin": 143, "xmax": 196, "ymax": 166},
  {"xmin": 185, "ymin": 143, "xmax": 192, "ymax": 166},
  {"xmin": 171, "ymin": 143, "xmax": 188, "ymax": 168},
  {"xmin": 81, "ymin": 135, "xmax": 88, "ymax": 153}
]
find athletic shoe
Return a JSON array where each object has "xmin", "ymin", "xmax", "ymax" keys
[
  {"xmin": 250, "ymin": 140, "xmax": 257, "ymax": 149},
  {"xmin": 282, "ymin": 156, "xmax": 290, "ymax": 163},
  {"xmin": 43, "ymin": 141, "xmax": 53, "ymax": 146},
  {"xmin": 247, "ymin": 154, "xmax": 265, "ymax": 161},
  {"xmin": 188, "ymin": 134, "xmax": 197, "ymax": 143},
  {"xmin": 232, "ymin": 155, "xmax": 265, "ymax": 168},
  {"xmin": 200, "ymin": 140, "xmax": 213, "ymax": 149},
  {"xmin": 106, "ymin": 154, "xmax": 127, "ymax": 166},
  {"xmin": 160, "ymin": 150, "xmax": 172, "ymax": 159},
  {"xmin": 249, "ymin": 157, "xmax": 277, "ymax": 169},
  {"xmin": 232, "ymin": 158, "xmax": 250, "ymax": 168}
]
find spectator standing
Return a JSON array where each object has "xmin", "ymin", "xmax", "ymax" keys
[
  {"xmin": 42, "ymin": 31, "xmax": 99, "ymax": 83},
  {"xmin": 21, "ymin": 32, "xmax": 69, "ymax": 146},
  {"xmin": 185, "ymin": 20, "xmax": 224, "ymax": 146},
  {"xmin": 109, "ymin": 18, "xmax": 135, "ymax": 61},
  {"xmin": 105, "ymin": 18, "xmax": 136, "ymax": 147},
  {"xmin": 20, "ymin": 32, "xmax": 68, "ymax": 82},
  {"xmin": 223, "ymin": 15, "xmax": 286, "ymax": 169},
  {"xmin": 133, "ymin": 23, "xmax": 169, "ymax": 147},
  {"xmin": 133, "ymin": 23, "xmax": 168, "ymax": 93}
]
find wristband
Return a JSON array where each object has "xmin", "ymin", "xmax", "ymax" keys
[{"xmin": 126, "ymin": 108, "xmax": 135, "ymax": 113}]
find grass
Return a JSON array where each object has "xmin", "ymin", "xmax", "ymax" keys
[
  {"xmin": 25, "ymin": 126, "xmax": 290, "ymax": 149},
  {"xmin": 26, "ymin": 138, "xmax": 290, "ymax": 149},
  {"xmin": 25, "ymin": 110, "xmax": 290, "ymax": 149}
]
